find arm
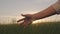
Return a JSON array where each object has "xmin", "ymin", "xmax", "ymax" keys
[
  {"xmin": 32, "ymin": 6, "xmax": 57, "ymax": 20},
  {"xmin": 17, "ymin": 6, "xmax": 57, "ymax": 22},
  {"xmin": 32, "ymin": 0, "xmax": 60, "ymax": 20}
]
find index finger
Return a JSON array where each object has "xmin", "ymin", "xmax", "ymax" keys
[{"xmin": 17, "ymin": 18, "xmax": 25, "ymax": 22}]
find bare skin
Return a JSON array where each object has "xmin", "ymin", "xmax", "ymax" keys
[
  {"xmin": 32, "ymin": 6, "xmax": 57, "ymax": 20},
  {"xmin": 17, "ymin": 6, "xmax": 58, "ymax": 28},
  {"xmin": 17, "ymin": 14, "xmax": 33, "ymax": 28}
]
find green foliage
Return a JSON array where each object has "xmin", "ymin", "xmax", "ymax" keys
[{"xmin": 0, "ymin": 22, "xmax": 60, "ymax": 34}]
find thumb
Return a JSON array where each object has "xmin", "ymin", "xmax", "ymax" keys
[{"xmin": 21, "ymin": 14, "xmax": 26, "ymax": 17}]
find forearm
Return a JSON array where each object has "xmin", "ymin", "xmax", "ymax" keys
[{"xmin": 32, "ymin": 6, "xmax": 56, "ymax": 20}]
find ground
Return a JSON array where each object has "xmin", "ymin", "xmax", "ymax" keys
[{"xmin": 0, "ymin": 22, "xmax": 60, "ymax": 34}]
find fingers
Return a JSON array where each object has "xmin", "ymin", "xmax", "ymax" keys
[
  {"xmin": 17, "ymin": 18, "xmax": 25, "ymax": 22},
  {"xmin": 21, "ymin": 14, "xmax": 32, "ymax": 18},
  {"xmin": 17, "ymin": 14, "xmax": 28, "ymax": 22},
  {"xmin": 21, "ymin": 14, "xmax": 27, "ymax": 17},
  {"xmin": 17, "ymin": 16, "xmax": 33, "ymax": 28}
]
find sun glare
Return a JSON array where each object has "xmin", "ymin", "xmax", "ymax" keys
[{"xmin": 32, "ymin": 20, "xmax": 42, "ymax": 24}]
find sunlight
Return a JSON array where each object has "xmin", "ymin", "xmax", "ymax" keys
[
  {"xmin": 32, "ymin": 19, "xmax": 49, "ymax": 24},
  {"xmin": 32, "ymin": 20, "xmax": 42, "ymax": 24}
]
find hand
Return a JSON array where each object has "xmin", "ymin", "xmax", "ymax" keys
[{"xmin": 17, "ymin": 14, "xmax": 33, "ymax": 28}]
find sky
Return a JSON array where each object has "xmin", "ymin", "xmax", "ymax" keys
[
  {"xmin": 0, "ymin": 0, "xmax": 60, "ymax": 24},
  {"xmin": 0, "ymin": 0, "xmax": 58, "ymax": 16}
]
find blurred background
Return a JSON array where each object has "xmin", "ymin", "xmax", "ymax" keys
[{"xmin": 0, "ymin": 0, "xmax": 60, "ymax": 24}]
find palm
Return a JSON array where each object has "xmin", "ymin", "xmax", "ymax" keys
[{"xmin": 17, "ymin": 14, "xmax": 33, "ymax": 28}]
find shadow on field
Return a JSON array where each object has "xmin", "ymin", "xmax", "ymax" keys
[{"xmin": 0, "ymin": 22, "xmax": 60, "ymax": 34}]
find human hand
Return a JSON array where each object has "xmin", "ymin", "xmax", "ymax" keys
[{"xmin": 17, "ymin": 14, "xmax": 33, "ymax": 28}]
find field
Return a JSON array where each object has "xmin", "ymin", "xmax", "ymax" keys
[{"xmin": 0, "ymin": 22, "xmax": 60, "ymax": 34}]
